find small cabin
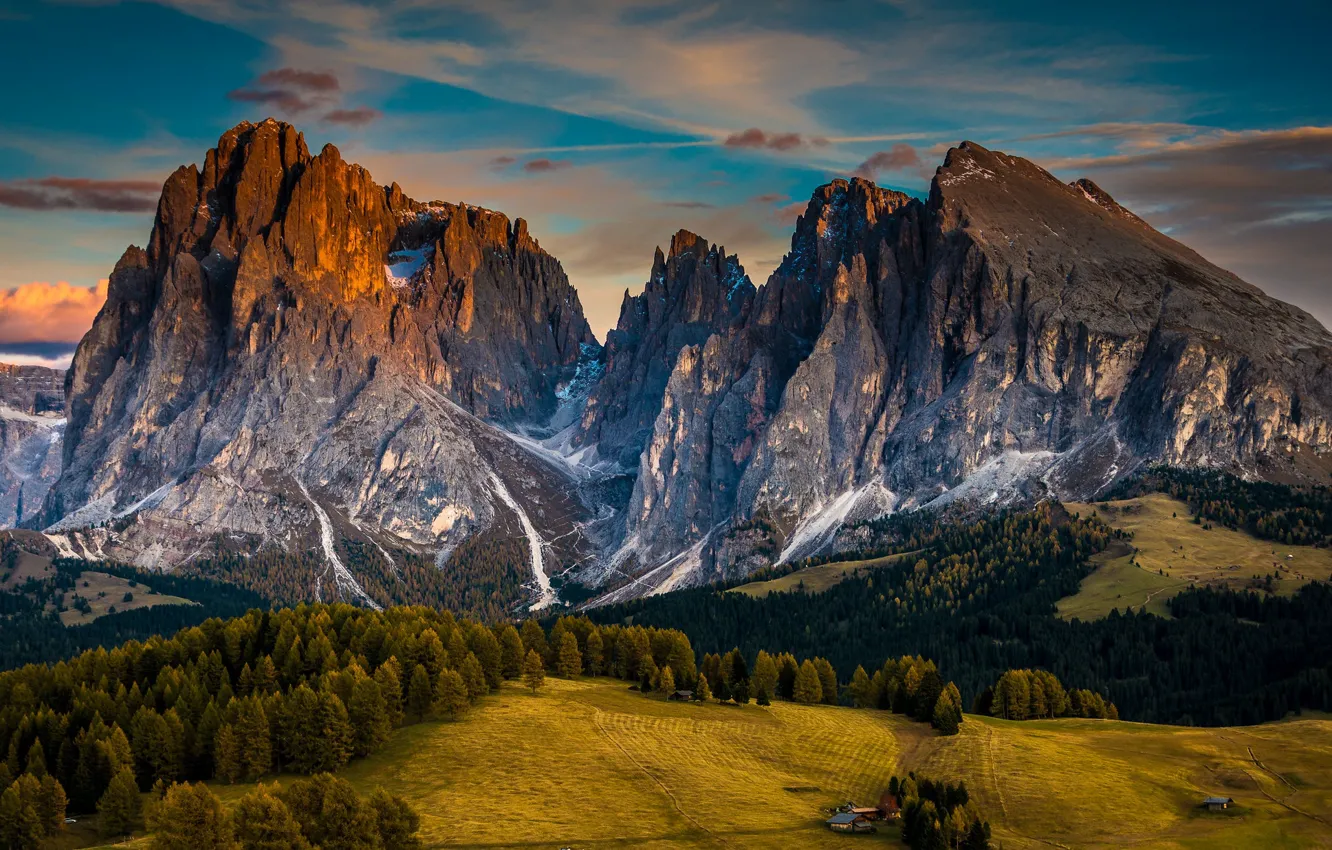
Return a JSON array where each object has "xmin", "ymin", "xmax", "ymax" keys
[
  {"xmin": 668, "ymin": 690, "xmax": 694, "ymax": 701},
  {"xmin": 877, "ymin": 792, "xmax": 901, "ymax": 820},
  {"xmin": 826, "ymin": 812, "xmax": 875, "ymax": 833},
  {"xmin": 1203, "ymin": 796, "xmax": 1235, "ymax": 812},
  {"xmin": 848, "ymin": 806, "xmax": 881, "ymax": 820}
]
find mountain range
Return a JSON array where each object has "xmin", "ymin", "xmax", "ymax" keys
[{"xmin": 13, "ymin": 119, "xmax": 1332, "ymax": 610}]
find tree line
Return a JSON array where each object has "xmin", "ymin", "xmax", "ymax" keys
[
  {"xmin": 975, "ymin": 669, "xmax": 1118, "ymax": 721},
  {"xmin": 590, "ymin": 504, "xmax": 1332, "ymax": 726},
  {"xmin": 887, "ymin": 773, "xmax": 990, "ymax": 850}
]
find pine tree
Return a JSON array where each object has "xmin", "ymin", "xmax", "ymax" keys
[
  {"xmin": 522, "ymin": 650, "xmax": 546, "ymax": 694},
  {"xmin": 793, "ymin": 660, "xmax": 823, "ymax": 705},
  {"xmin": 232, "ymin": 785, "xmax": 311, "ymax": 850},
  {"xmin": 0, "ymin": 783, "xmax": 42, "ymax": 850},
  {"xmin": 751, "ymin": 651, "xmax": 779, "ymax": 701},
  {"xmin": 557, "ymin": 632, "xmax": 582, "ymax": 679},
  {"xmin": 432, "ymin": 670, "xmax": 469, "ymax": 721},
  {"xmin": 348, "ymin": 678, "xmax": 392, "ymax": 757},
  {"xmin": 406, "ymin": 665, "xmax": 433, "ymax": 721},
  {"xmin": 520, "ymin": 619, "xmax": 548, "ymax": 661},
  {"xmin": 497, "ymin": 625, "xmax": 525, "ymax": 680},
  {"xmin": 460, "ymin": 654, "xmax": 488, "ymax": 702},
  {"xmin": 369, "ymin": 789, "xmax": 422, "ymax": 850},
  {"xmin": 23, "ymin": 740, "xmax": 45, "ymax": 778},
  {"xmin": 813, "ymin": 657, "xmax": 839, "ymax": 706},
  {"xmin": 98, "ymin": 768, "xmax": 142, "ymax": 837},
  {"xmin": 850, "ymin": 665, "xmax": 873, "ymax": 708},
  {"xmin": 36, "ymin": 776, "xmax": 66, "ymax": 837},
  {"xmin": 695, "ymin": 674, "xmax": 712, "ymax": 702},
  {"xmin": 214, "ymin": 724, "xmax": 242, "ymax": 784},
  {"xmin": 658, "ymin": 666, "xmax": 676, "ymax": 696},
  {"xmin": 146, "ymin": 782, "xmax": 234, "ymax": 850},
  {"xmin": 236, "ymin": 697, "xmax": 272, "ymax": 780},
  {"xmin": 373, "ymin": 659, "xmax": 404, "ymax": 727},
  {"xmin": 585, "ymin": 630, "xmax": 605, "ymax": 676}
]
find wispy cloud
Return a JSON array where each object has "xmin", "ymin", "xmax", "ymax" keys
[
  {"xmin": 0, "ymin": 177, "xmax": 160, "ymax": 212},
  {"xmin": 853, "ymin": 144, "xmax": 925, "ymax": 179},
  {"xmin": 323, "ymin": 106, "xmax": 381, "ymax": 126},
  {"xmin": 521, "ymin": 158, "xmax": 572, "ymax": 173},
  {"xmin": 723, "ymin": 128, "xmax": 829, "ymax": 152}
]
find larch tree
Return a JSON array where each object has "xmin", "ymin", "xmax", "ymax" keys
[
  {"xmin": 146, "ymin": 782, "xmax": 234, "ymax": 850},
  {"xmin": 432, "ymin": 669, "xmax": 469, "ymax": 721},
  {"xmin": 793, "ymin": 660, "xmax": 823, "ymax": 705},
  {"xmin": 557, "ymin": 632, "xmax": 582, "ymax": 679},
  {"xmin": 658, "ymin": 666, "xmax": 676, "ymax": 696},
  {"xmin": 406, "ymin": 665, "xmax": 433, "ymax": 722},
  {"xmin": 97, "ymin": 769, "xmax": 142, "ymax": 838},
  {"xmin": 232, "ymin": 785, "xmax": 310, "ymax": 850},
  {"xmin": 522, "ymin": 650, "xmax": 546, "ymax": 694}
]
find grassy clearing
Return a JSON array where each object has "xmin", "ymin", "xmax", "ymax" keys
[
  {"xmin": 730, "ymin": 551, "xmax": 917, "ymax": 598},
  {"xmin": 59, "ymin": 571, "xmax": 194, "ymax": 626},
  {"xmin": 183, "ymin": 677, "xmax": 1332, "ymax": 850},
  {"xmin": 1059, "ymin": 493, "xmax": 1332, "ymax": 620}
]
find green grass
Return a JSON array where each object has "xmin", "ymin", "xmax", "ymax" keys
[
  {"xmin": 1059, "ymin": 493, "xmax": 1332, "ymax": 620},
  {"xmin": 174, "ymin": 677, "xmax": 1332, "ymax": 850},
  {"xmin": 729, "ymin": 551, "xmax": 918, "ymax": 598},
  {"xmin": 60, "ymin": 570, "xmax": 195, "ymax": 626}
]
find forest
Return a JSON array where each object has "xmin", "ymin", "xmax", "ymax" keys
[{"xmin": 593, "ymin": 503, "xmax": 1332, "ymax": 726}]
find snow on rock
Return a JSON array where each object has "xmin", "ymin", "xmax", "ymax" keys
[
  {"xmin": 486, "ymin": 470, "xmax": 555, "ymax": 610},
  {"xmin": 384, "ymin": 245, "xmax": 434, "ymax": 287},
  {"xmin": 778, "ymin": 482, "xmax": 895, "ymax": 565},
  {"xmin": 295, "ymin": 476, "xmax": 381, "ymax": 610}
]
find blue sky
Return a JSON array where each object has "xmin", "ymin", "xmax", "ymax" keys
[{"xmin": 1, "ymin": 0, "xmax": 1329, "ymax": 364}]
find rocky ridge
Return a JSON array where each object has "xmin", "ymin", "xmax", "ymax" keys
[
  {"xmin": 26, "ymin": 125, "xmax": 1332, "ymax": 608},
  {"xmin": 0, "ymin": 364, "xmax": 65, "ymax": 527}
]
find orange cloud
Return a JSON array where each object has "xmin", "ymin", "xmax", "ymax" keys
[{"xmin": 0, "ymin": 280, "xmax": 107, "ymax": 344}]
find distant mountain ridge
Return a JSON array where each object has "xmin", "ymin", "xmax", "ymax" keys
[
  {"xmin": 0, "ymin": 363, "xmax": 64, "ymax": 527},
  {"xmin": 24, "ymin": 123, "xmax": 1332, "ymax": 609}
]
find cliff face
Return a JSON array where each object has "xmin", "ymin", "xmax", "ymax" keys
[
  {"xmin": 35, "ymin": 125, "xmax": 1332, "ymax": 606},
  {"xmin": 0, "ymin": 364, "xmax": 64, "ymax": 527},
  {"xmin": 39, "ymin": 120, "xmax": 596, "ymax": 605},
  {"xmin": 594, "ymin": 143, "xmax": 1332, "ymax": 596}
]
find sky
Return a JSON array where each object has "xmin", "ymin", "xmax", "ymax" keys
[{"xmin": 1, "ymin": 0, "xmax": 1329, "ymax": 368}]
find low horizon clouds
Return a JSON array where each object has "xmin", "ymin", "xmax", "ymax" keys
[
  {"xmin": 228, "ymin": 65, "xmax": 381, "ymax": 127},
  {"xmin": 0, "ymin": 177, "xmax": 161, "ymax": 213}
]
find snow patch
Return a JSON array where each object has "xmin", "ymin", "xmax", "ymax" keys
[
  {"xmin": 485, "ymin": 470, "xmax": 555, "ymax": 610},
  {"xmin": 385, "ymin": 245, "xmax": 434, "ymax": 287},
  {"xmin": 294, "ymin": 477, "xmax": 381, "ymax": 610}
]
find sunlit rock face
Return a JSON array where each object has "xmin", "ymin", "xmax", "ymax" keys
[{"xmin": 37, "ymin": 120, "xmax": 597, "ymax": 601}]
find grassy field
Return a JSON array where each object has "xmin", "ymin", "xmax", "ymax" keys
[
  {"xmin": 1059, "ymin": 493, "xmax": 1332, "ymax": 620},
  {"xmin": 84, "ymin": 677, "xmax": 1321, "ymax": 850},
  {"xmin": 729, "ymin": 551, "xmax": 918, "ymax": 598},
  {"xmin": 58, "ymin": 570, "xmax": 195, "ymax": 626}
]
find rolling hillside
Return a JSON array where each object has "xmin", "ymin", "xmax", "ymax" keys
[
  {"xmin": 1059, "ymin": 494, "xmax": 1332, "ymax": 620},
  {"xmin": 91, "ymin": 676, "xmax": 1332, "ymax": 850}
]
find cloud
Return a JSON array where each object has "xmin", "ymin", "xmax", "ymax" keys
[
  {"xmin": 0, "ymin": 280, "xmax": 108, "ymax": 345},
  {"xmin": 1055, "ymin": 126, "xmax": 1332, "ymax": 328},
  {"xmin": 256, "ymin": 66, "xmax": 340, "ymax": 92},
  {"xmin": 323, "ymin": 106, "xmax": 381, "ymax": 126},
  {"xmin": 227, "ymin": 66, "xmax": 343, "ymax": 115},
  {"xmin": 522, "ymin": 158, "xmax": 572, "ymax": 173},
  {"xmin": 853, "ymin": 144, "xmax": 924, "ymax": 178},
  {"xmin": 661, "ymin": 201, "xmax": 716, "ymax": 209},
  {"xmin": 0, "ymin": 177, "xmax": 160, "ymax": 212},
  {"xmin": 0, "ymin": 343, "xmax": 78, "ymax": 370},
  {"xmin": 750, "ymin": 193, "xmax": 787, "ymax": 204},
  {"xmin": 724, "ymin": 128, "xmax": 828, "ymax": 152}
]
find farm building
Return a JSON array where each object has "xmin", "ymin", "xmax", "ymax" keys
[
  {"xmin": 1203, "ymin": 796, "xmax": 1235, "ymax": 812},
  {"xmin": 826, "ymin": 812, "xmax": 876, "ymax": 833},
  {"xmin": 878, "ymin": 791, "xmax": 901, "ymax": 819},
  {"xmin": 668, "ymin": 690, "xmax": 694, "ymax": 701}
]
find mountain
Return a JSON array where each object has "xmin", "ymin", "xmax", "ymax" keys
[
  {"xmin": 0, "ymin": 364, "xmax": 64, "ymax": 526},
  {"xmin": 28, "ymin": 126, "xmax": 1332, "ymax": 609},
  {"xmin": 35, "ymin": 119, "xmax": 597, "ymax": 608}
]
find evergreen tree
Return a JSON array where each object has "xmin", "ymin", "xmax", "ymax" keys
[
  {"xmin": 98, "ymin": 768, "xmax": 142, "ymax": 838},
  {"xmin": 793, "ymin": 660, "xmax": 823, "ymax": 705},
  {"xmin": 658, "ymin": 666, "xmax": 676, "ymax": 696},
  {"xmin": 585, "ymin": 629, "xmax": 605, "ymax": 676},
  {"xmin": 557, "ymin": 632, "xmax": 583, "ymax": 679},
  {"xmin": 522, "ymin": 650, "xmax": 545, "ymax": 694},
  {"xmin": 520, "ymin": 619, "xmax": 548, "ymax": 661},
  {"xmin": 369, "ymin": 789, "xmax": 422, "ymax": 850},
  {"xmin": 406, "ymin": 665, "xmax": 433, "ymax": 721},
  {"xmin": 813, "ymin": 657, "xmax": 839, "ymax": 706},
  {"xmin": 214, "ymin": 724, "xmax": 242, "ymax": 784},
  {"xmin": 232, "ymin": 785, "xmax": 310, "ymax": 850},
  {"xmin": 280, "ymin": 774, "xmax": 378, "ymax": 850},
  {"xmin": 497, "ymin": 625, "xmax": 525, "ymax": 680},
  {"xmin": 432, "ymin": 670, "xmax": 469, "ymax": 721},
  {"xmin": 751, "ymin": 651, "xmax": 779, "ymax": 701},
  {"xmin": 146, "ymin": 782, "xmax": 234, "ymax": 850},
  {"xmin": 850, "ymin": 665, "xmax": 873, "ymax": 708},
  {"xmin": 695, "ymin": 674, "xmax": 712, "ymax": 702},
  {"xmin": 460, "ymin": 654, "xmax": 488, "ymax": 702},
  {"xmin": 236, "ymin": 697, "xmax": 272, "ymax": 780},
  {"xmin": 347, "ymin": 678, "xmax": 392, "ymax": 757},
  {"xmin": 373, "ymin": 660, "xmax": 404, "ymax": 727},
  {"xmin": 0, "ymin": 783, "xmax": 41, "ymax": 850}
]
